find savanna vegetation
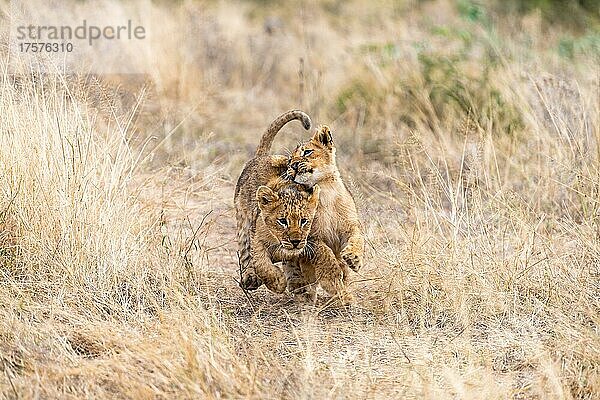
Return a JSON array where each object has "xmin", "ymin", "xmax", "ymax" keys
[{"xmin": 1, "ymin": 0, "xmax": 599, "ymax": 398}]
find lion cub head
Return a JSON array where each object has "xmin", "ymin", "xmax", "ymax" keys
[
  {"xmin": 288, "ymin": 125, "xmax": 337, "ymax": 188},
  {"xmin": 256, "ymin": 183, "xmax": 321, "ymax": 257}
]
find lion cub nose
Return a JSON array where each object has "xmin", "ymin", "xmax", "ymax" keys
[{"xmin": 290, "ymin": 239, "xmax": 301, "ymax": 248}]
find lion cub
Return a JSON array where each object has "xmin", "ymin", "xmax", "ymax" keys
[
  {"xmin": 288, "ymin": 125, "xmax": 364, "ymax": 273},
  {"xmin": 234, "ymin": 110, "xmax": 312, "ymax": 291},
  {"xmin": 249, "ymin": 181, "xmax": 322, "ymax": 293},
  {"xmin": 247, "ymin": 179, "xmax": 351, "ymax": 299}
]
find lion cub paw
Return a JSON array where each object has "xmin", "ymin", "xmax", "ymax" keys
[
  {"xmin": 240, "ymin": 269, "xmax": 263, "ymax": 291},
  {"xmin": 263, "ymin": 270, "xmax": 287, "ymax": 294},
  {"xmin": 341, "ymin": 248, "xmax": 362, "ymax": 271},
  {"xmin": 292, "ymin": 287, "xmax": 317, "ymax": 304}
]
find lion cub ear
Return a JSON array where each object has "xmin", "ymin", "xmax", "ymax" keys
[
  {"xmin": 256, "ymin": 186, "xmax": 279, "ymax": 207},
  {"xmin": 311, "ymin": 125, "xmax": 334, "ymax": 149}
]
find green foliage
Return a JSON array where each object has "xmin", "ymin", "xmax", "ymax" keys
[
  {"xmin": 340, "ymin": 17, "xmax": 524, "ymax": 139},
  {"xmin": 493, "ymin": 0, "xmax": 599, "ymax": 30},
  {"xmin": 335, "ymin": 77, "xmax": 381, "ymax": 115},
  {"xmin": 558, "ymin": 32, "xmax": 600, "ymax": 60},
  {"xmin": 416, "ymin": 51, "xmax": 524, "ymax": 136},
  {"xmin": 457, "ymin": 0, "xmax": 489, "ymax": 26}
]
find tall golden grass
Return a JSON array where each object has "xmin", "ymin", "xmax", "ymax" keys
[{"xmin": 1, "ymin": 0, "xmax": 599, "ymax": 398}]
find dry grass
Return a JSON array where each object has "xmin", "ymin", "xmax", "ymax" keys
[{"xmin": 1, "ymin": 0, "xmax": 599, "ymax": 398}]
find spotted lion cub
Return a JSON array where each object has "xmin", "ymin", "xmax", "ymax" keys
[
  {"xmin": 235, "ymin": 111, "xmax": 353, "ymax": 299},
  {"xmin": 250, "ymin": 181, "xmax": 336, "ymax": 294},
  {"xmin": 254, "ymin": 181, "xmax": 351, "ymax": 299},
  {"xmin": 234, "ymin": 110, "xmax": 314, "ymax": 292}
]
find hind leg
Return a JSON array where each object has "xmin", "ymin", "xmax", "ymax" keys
[
  {"xmin": 240, "ymin": 264, "xmax": 263, "ymax": 291},
  {"xmin": 236, "ymin": 208, "xmax": 264, "ymax": 290}
]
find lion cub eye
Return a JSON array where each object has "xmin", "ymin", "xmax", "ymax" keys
[
  {"xmin": 277, "ymin": 218, "xmax": 288, "ymax": 227},
  {"xmin": 302, "ymin": 149, "xmax": 314, "ymax": 157},
  {"xmin": 300, "ymin": 218, "xmax": 309, "ymax": 227}
]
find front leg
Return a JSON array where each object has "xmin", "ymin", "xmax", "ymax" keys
[
  {"xmin": 283, "ymin": 260, "xmax": 316, "ymax": 302},
  {"xmin": 251, "ymin": 241, "xmax": 287, "ymax": 294},
  {"xmin": 340, "ymin": 224, "xmax": 364, "ymax": 272},
  {"xmin": 302, "ymin": 240, "xmax": 352, "ymax": 302}
]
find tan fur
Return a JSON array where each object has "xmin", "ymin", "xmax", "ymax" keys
[
  {"xmin": 250, "ymin": 182, "xmax": 321, "ymax": 293},
  {"xmin": 289, "ymin": 125, "xmax": 365, "ymax": 275},
  {"xmin": 234, "ymin": 110, "xmax": 312, "ymax": 291},
  {"xmin": 283, "ymin": 241, "xmax": 352, "ymax": 303},
  {"xmin": 255, "ymin": 110, "xmax": 311, "ymax": 157},
  {"xmin": 235, "ymin": 113, "xmax": 358, "ymax": 300}
]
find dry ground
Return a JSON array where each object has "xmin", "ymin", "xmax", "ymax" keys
[{"xmin": 1, "ymin": 0, "xmax": 599, "ymax": 399}]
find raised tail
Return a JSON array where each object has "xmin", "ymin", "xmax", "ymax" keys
[{"xmin": 255, "ymin": 110, "xmax": 311, "ymax": 157}]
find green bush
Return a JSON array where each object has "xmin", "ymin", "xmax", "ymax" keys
[{"xmin": 491, "ymin": 0, "xmax": 599, "ymax": 30}]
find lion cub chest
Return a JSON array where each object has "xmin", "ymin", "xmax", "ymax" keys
[{"xmin": 312, "ymin": 182, "xmax": 344, "ymax": 255}]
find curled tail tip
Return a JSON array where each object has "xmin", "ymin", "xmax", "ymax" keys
[
  {"xmin": 290, "ymin": 109, "xmax": 311, "ymax": 130},
  {"xmin": 255, "ymin": 109, "xmax": 312, "ymax": 156},
  {"xmin": 301, "ymin": 114, "xmax": 311, "ymax": 130}
]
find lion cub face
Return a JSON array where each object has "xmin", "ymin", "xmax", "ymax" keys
[
  {"xmin": 256, "ymin": 184, "xmax": 321, "ymax": 256},
  {"xmin": 288, "ymin": 125, "xmax": 336, "ymax": 188}
]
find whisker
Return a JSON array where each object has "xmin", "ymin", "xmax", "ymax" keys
[{"xmin": 304, "ymin": 241, "xmax": 315, "ymax": 259}]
